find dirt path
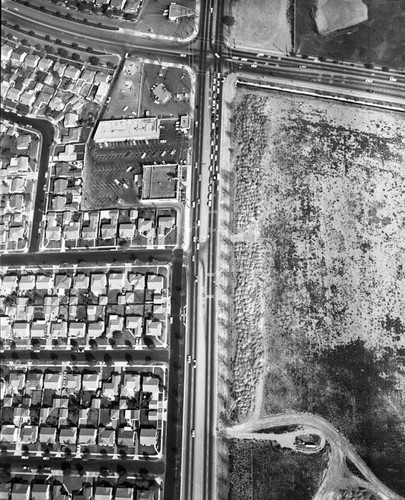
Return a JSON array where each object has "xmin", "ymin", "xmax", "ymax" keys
[{"xmin": 225, "ymin": 414, "xmax": 403, "ymax": 500}]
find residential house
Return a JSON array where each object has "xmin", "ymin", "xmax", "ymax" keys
[
  {"xmin": 0, "ymin": 483, "xmax": 11, "ymax": 500},
  {"xmin": 64, "ymin": 373, "xmax": 81, "ymax": 393},
  {"xmin": 108, "ymin": 272, "xmax": 124, "ymax": 290},
  {"xmin": 0, "ymin": 425, "xmax": 18, "ymax": 443},
  {"xmin": 8, "ymin": 372, "xmax": 25, "ymax": 392},
  {"xmin": 78, "ymin": 428, "xmax": 97, "ymax": 445},
  {"xmin": 10, "ymin": 48, "xmax": 27, "ymax": 65},
  {"xmin": 126, "ymin": 316, "xmax": 143, "ymax": 337},
  {"xmin": 31, "ymin": 484, "xmax": 50, "ymax": 500},
  {"xmin": 1, "ymin": 44, "xmax": 13, "ymax": 61},
  {"xmin": 87, "ymin": 321, "xmax": 105, "ymax": 339},
  {"xmin": 39, "ymin": 427, "xmax": 57, "ymax": 445},
  {"xmin": 10, "ymin": 484, "xmax": 30, "ymax": 500},
  {"xmin": 108, "ymin": 315, "xmax": 123, "ymax": 335},
  {"xmin": 82, "ymin": 373, "xmax": 99, "ymax": 392},
  {"xmin": 25, "ymin": 371, "xmax": 43, "ymax": 392},
  {"xmin": 145, "ymin": 319, "xmax": 162, "ymax": 337},
  {"xmin": 136, "ymin": 492, "xmax": 154, "ymax": 500},
  {"xmin": 102, "ymin": 374, "xmax": 120, "ymax": 400},
  {"xmin": 122, "ymin": 373, "xmax": 141, "ymax": 397},
  {"xmin": 142, "ymin": 376, "xmax": 160, "ymax": 399},
  {"xmin": 98, "ymin": 428, "xmax": 116, "ymax": 447},
  {"xmin": 20, "ymin": 425, "xmax": 38, "ymax": 444},
  {"xmin": 44, "ymin": 296, "xmax": 59, "ymax": 319},
  {"xmin": 117, "ymin": 427, "xmax": 135, "ymax": 447},
  {"xmin": 50, "ymin": 321, "xmax": 67, "ymax": 338},
  {"xmin": 37, "ymin": 57, "xmax": 53, "ymax": 71},
  {"xmin": 36, "ymin": 275, "xmax": 53, "ymax": 290},
  {"xmin": 64, "ymin": 65, "xmax": 81, "ymax": 80},
  {"xmin": 90, "ymin": 273, "xmax": 107, "ymax": 295},
  {"xmin": 12, "ymin": 321, "xmax": 30, "ymax": 339},
  {"xmin": 1, "ymin": 275, "xmax": 18, "ymax": 292},
  {"xmin": 59, "ymin": 427, "xmax": 77, "ymax": 445},
  {"xmin": 139, "ymin": 427, "xmax": 157, "ymax": 447},
  {"xmin": 30, "ymin": 320, "xmax": 47, "ymax": 339},
  {"xmin": 43, "ymin": 372, "xmax": 62, "ymax": 390},
  {"xmin": 52, "ymin": 485, "xmax": 69, "ymax": 500},
  {"xmin": 118, "ymin": 223, "xmax": 135, "ymax": 239},
  {"xmin": 146, "ymin": 274, "xmax": 164, "ymax": 293},
  {"xmin": 18, "ymin": 275, "xmax": 35, "ymax": 290},
  {"xmin": 24, "ymin": 54, "xmax": 40, "ymax": 68},
  {"xmin": 13, "ymin": 407, "xmax": 30, "ymax": 427},
  {"xmin": 64, "ymin": 112, "xmax": 78, "ymax": 128},
  {"xmin": 115, "ymin": 488, "xmax": 133, "ymax": 500},
  {"xmin": 100, "ymin": 223, "xmax": 116, "ymax": 239},
  {"xmin": 94, "ymin": 488, "xmax": 113, "ymax": 500},
  {"xmin": 16, "ymin": 134, "xmax": 31, "ymax": 150},
  {"xmin": 54, "ymin": 274, "xmax": 72, "ymax": 293},
  {"xmin": 68, "ymin": 322, "xmax": 86, "ymax": 339}
]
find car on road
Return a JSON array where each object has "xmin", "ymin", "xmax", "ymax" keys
[
  {"xmin": 191, "ymin": 429, "xmax": 196, "ymax": 438},
  {"xmin": 187, "ymin": 355, "xmax": 192, "ymax": 363},
  {"xmin": 389, "ymin": 76, "xmax": 397, "ymax": 82},
  {"xmin": 193, "ymin": 359, "xmax": 197, "ymax": 368},
  {"xmin": 365, "ymin": 78, "xmax": 373, "ymax": 83}
]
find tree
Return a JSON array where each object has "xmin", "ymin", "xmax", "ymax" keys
[
  {"xmin": 222, "ymin": 15, "xmax": 236, "ymax": 26},
  {"xmin": 71, "ymin": 53, "xmax": 81, "ymax": 62},
  {"xmin": 89, "ymin": 55, "xmax": 100, "ymax": 65}
]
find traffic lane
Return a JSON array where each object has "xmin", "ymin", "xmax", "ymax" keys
[
  {"xmin": 1, "ymin": 248, "xmax": 173, "ymax": 267},
  {"xmin": 230, "ymin": 49, "xmax": 405, "ymax": 80},
  {"xmin": 231, "ymin": 64, "xmax": 405, "ymax": 105},
  {"xmin": 227, "ymin": 55, "xmax": 405, "ymax": 90},
  {"xmin": 1, "ymin": 349, "xmax": 169, "ymax": 364},
  {"xmin": 6, "ymin": 455, "xmax": 165, "ymax": 476},
  {"xmin": 2, "ymin": 7, "xmax": 193, "ymax": 57}
]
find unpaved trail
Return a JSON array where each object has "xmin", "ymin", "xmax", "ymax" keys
[{"xmin": 225, "ymin": 413, "xmax": 403, "ymax": 500}]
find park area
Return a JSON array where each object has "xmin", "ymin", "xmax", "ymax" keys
[{"xmin": 217, "ymin": 82, "xmax": 405, "ymax": 496}]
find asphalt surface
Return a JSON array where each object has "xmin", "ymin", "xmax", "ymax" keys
[{"xmin": 0, "ymin": 110, "xmax": 55, "ymax": 254}]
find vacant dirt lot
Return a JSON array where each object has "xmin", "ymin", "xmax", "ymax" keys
[
  {"xmin": 297, "ymin": 0, "xmax": 405, "ymax": 68},
  {"xmin": 219, "ymin": 83, "xmax": 405, "ymax": 495},
  {"xmin": 228, "ymin": 0, "xmax": 292, "ymax": 53}
]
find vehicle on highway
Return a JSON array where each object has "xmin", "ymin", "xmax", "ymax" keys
[
  {"xmin": 365, "ymin": 78, "xmax": 373, "ymax": 83},
  {"xmin": 214, "ymin": 53, "xmax": 220, "ymax": 59},
  {"xmin": 191, "ymin": 429, "xmax": 196, "ymax": 438},
  {"xmin": 187, "ymin": 355, "xmax": 192, "ymax": 363},
  {"xmin": 389, "ymin": 76, "xmax": 397, "ymax": 82},
  {"xmin": 193, "ymin": 359, "xmax": 197, "ymax": 368}
]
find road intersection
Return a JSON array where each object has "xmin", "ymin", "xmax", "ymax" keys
[{"xmin": 2, "ymin": 1, "xmax": 405, "ymax": 498}]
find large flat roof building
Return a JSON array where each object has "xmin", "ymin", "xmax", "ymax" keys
[{"xmin": 94, "ymin": 117, "xmax": 159, "ymax": 144}]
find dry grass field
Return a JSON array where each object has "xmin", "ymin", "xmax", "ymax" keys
[{"xmin": 219, "ymin": 85, "xmax": 405, "ymax": 495}]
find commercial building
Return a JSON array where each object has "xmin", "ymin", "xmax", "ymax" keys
[{"xmin": 94, "ymin": 117, "xmax": 159, "ymax": 144}]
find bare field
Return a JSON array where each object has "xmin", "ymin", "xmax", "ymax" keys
[
  {"xmin": 219, "ymin": 84, "xmax": 405, "ymax": 494},
  {"xmin": 227, "ymin": 0, "xmax": 292, "ymax": 53},
  {"xmin": 297, "ymin": 0, "xmax": 405, "ymax": 68}
]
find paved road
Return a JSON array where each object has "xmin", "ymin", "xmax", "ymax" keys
[
  {"xmin": 0, "ymin": 110, "xmax": 55, "ymax": 254},
  {"xmin": 225, "ymin": 414, "xmax": 404, "ymax": 500}
]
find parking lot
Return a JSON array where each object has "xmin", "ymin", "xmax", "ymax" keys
[
  {"xmin": 140, "ymin": 63, "xmax": 192, "ymax": 117},
  {"xmin": 135, "ymin": 0, "xmax": 197, "ymax": 39},
  {"xmin": 103, "ymin": 59, "xmax": 143, "ymax": 121},
  {"xmin": 84, "ymin": 118, "xmax": 190, "ymax": 209}
]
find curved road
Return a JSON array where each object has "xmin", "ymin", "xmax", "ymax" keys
[{"xmin": 225, "ymin": 413, "xmax": 403, "ymax": 500}]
